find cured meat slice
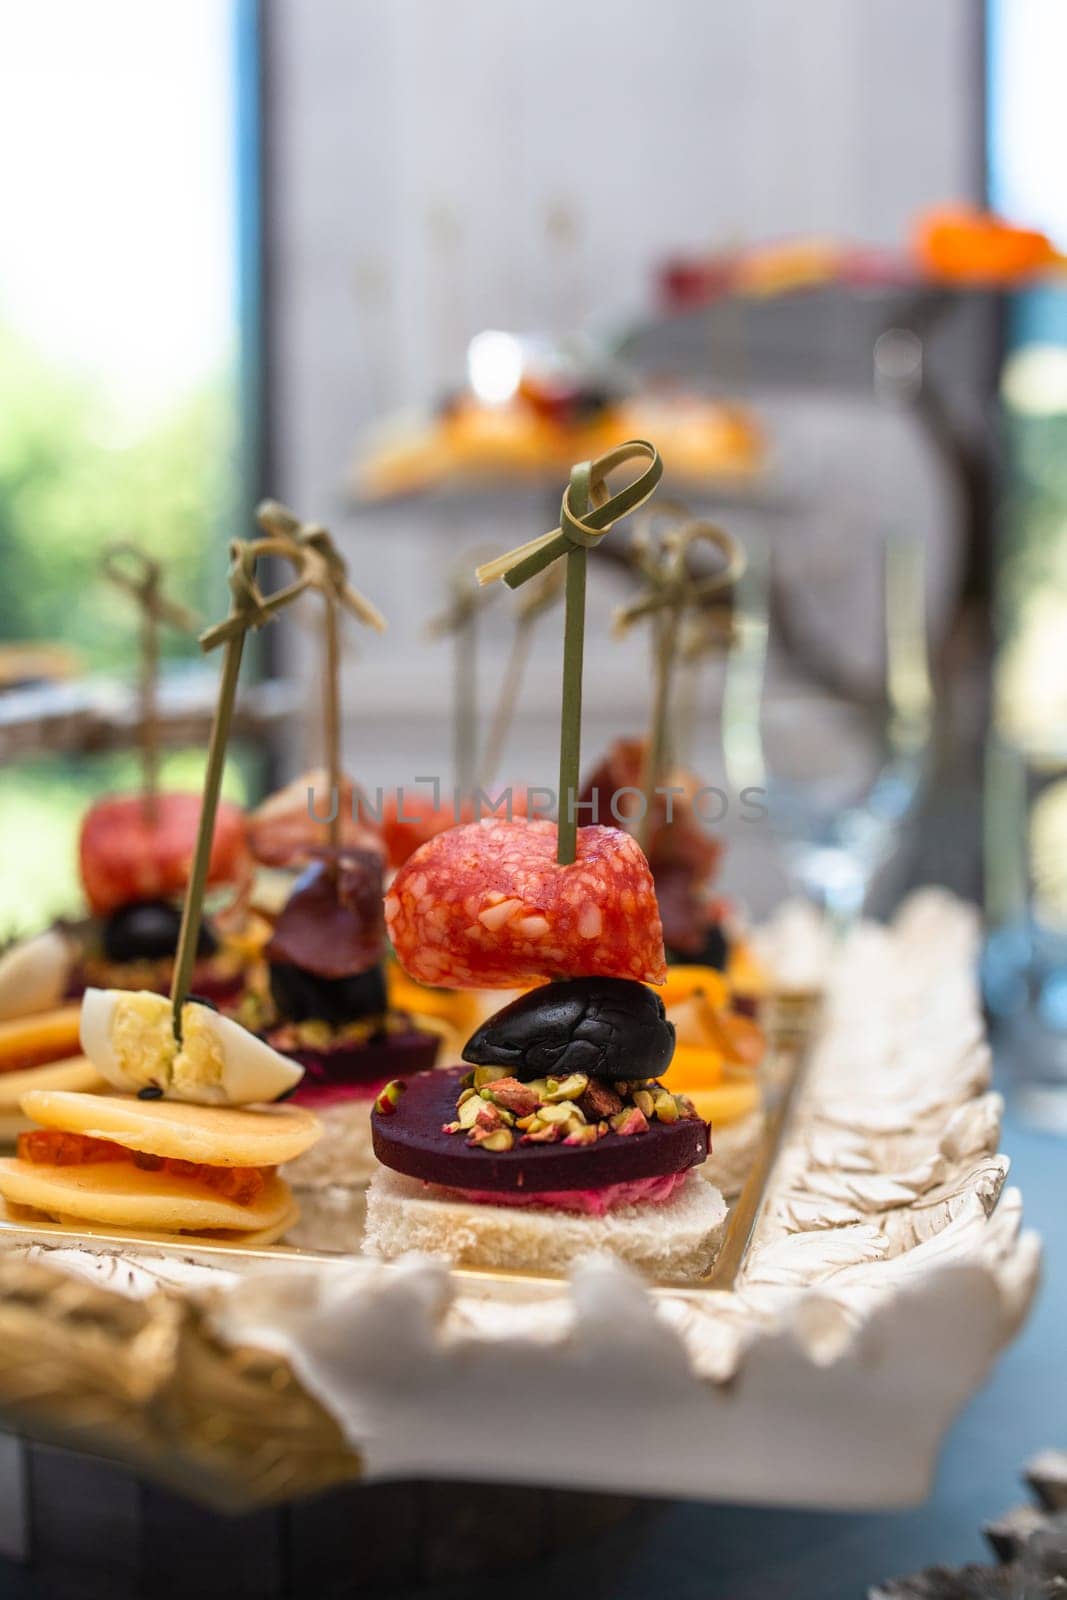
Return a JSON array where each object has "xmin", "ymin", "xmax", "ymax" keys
[
  {"xmin": 266, "ymin": 851, "xmax": 384, "ymax": 979},
  {"xmin": 579, "ymin": 737, "xmax": 723, "ymax": 882},
  {"xmin": 383, "ymin": 792, "xmax": 460, "ymax": 870},
  {"xmin": 247, "ymin": 770, "xmax": 383, "ymax": 869},
  {"xmin": 80, "ymin": 794, "xmax": 247, "ymax": 917},
  {"xmin": 382, "ymin": 785, "xmax": 529, "ymax": 869},
  {"xmin": 384, "ymin": 818, "xmax": 667, "ymax": 989}
]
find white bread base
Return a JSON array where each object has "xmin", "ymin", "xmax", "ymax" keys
[
  {"xmin": 283, "ymin": 1097, "xmax": 377, "ymax": 1190},
  {"xmin": 364, "ymin": 1167, "xmax": 728, "ymax": 1282},
  {"xmin": 704, "ymin": 1111, "xmax": 764, "ymax": 1199}
]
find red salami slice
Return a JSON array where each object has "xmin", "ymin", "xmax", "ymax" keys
[
  {"xmin": 384, "ymin": 818, "xmax": 667, "ymax": 989},
  {"xmin": 247, "ymin": 770, "xmax": 383, "ymax": 869},
  {"xmin": 382, "ymin": 785, "xmax": 530, "ymax": 869},
  {"xmin": 579, "ymin": 737, "xmax": 722, "ymax": 882},
  {"xmin": 79, "ymin": 793, "xmax": 247, "ymax": 917},
  {"xmin": 382, "ymin": 792, "xmax": 460, "ymax": 870}
]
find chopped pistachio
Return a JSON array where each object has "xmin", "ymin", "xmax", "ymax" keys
[
  {"xmin": 458, "ymin": 1095, "xmax": 484, "ymax": 1130},
  {"xmin": 520, "ymin": 1119, "xmax": 559, "ymax": 1143},
  {"xmin": 653, "ymin": 1091, "xmax": 680, "ymax": 1124},
  {"xmin": 543, "ymin": 1072, "xmax": 589, "ymax": 1103},
  {"xmin": 563, "ymin": 1124, "xmax": 598, "ymax": 1146},
  {"xmin": 457, "ymin": 1087, "xmax": 476, "ymax": 1107},
  {"xmin": 537, "ymin": 1102, "xmax": 575, "ymax": 1125},
  {"xmin": 473, "ymin": 1065, "xmax": 510, "ymax": 1088},
  {"xmin": 633, "ymin": 1089, "xmax": 655, "ymax": 1118},
  {"xmin": 374, "ymin": 1079, "xmax": 406, "ymax": 1116},
  {"xmin": 483, "ymin": 1080, "xmax": 540, "ymax": 1117},
  {"xmin": 476, "ymin": 1127, "xmax": 514, "ymax": 1152},
  {"xmin": 610, "ymin": 1106, "xmax": 650, "ymax": 1136}
]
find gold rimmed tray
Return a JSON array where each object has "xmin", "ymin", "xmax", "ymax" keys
[
  {"xmin": 0, "ymin": 896, "xmax": 1039, "ymax": 1513},
  {"xmin": 0, "ymin": 993, "xmax": 819, "ymax": 1295}
]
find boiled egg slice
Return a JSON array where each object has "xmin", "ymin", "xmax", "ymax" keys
[
  {"xmin": 79, "ymin": 988, "xmax": 303, "ymax": 1107},
  {"xmin": 0, "ymin": 929, "xmax": 75, "ymax": 1022}
]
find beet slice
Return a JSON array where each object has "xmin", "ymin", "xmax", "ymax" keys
[
  {"xmin": 279, "ymin": 1026, "xmax": 441, "ymax": 1102},
  {"xmin": 372, "ymin": 1065, "xmax": 707, "ymax": 1195}
]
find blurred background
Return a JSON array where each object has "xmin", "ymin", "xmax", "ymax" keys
[{"xmin": 3, "ymin": 0, "xmax": 1067, "ymax": 1107}]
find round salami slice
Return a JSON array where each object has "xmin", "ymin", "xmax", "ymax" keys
[
  {"xmin": 382, "ymin": 786, "xmax": 530, "ymax": 870},
  {"xmin": 384, "ymin": 818, "xmax": 667, "ymax": 989},
  {"xmin": 580, "ymin": 737, "xmax": 722, "ymax": 882},
  {"xmin": 247, "ymin": 770, "xmax": 383, "ymax": 870},
  {"xmin": 372, "ymin": 1066, "xmax": 706, "ymax": 1194},
  {"xmin": 79, "ymin": 794, "xmax": 247, "ymax": 917}
]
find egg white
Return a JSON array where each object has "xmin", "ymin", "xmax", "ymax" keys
[
  {"xmin": 79, "ymin": 988, "xmax": 303, "ymax": 1107},
  {"xmin": 0, "ymin": 930, "xmax": 74, "ymax": 1022}
]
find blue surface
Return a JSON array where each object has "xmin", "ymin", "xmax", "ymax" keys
[{"xmin": 415, "ymin": 1107, "xmax": 1065, "ymax": 1600}]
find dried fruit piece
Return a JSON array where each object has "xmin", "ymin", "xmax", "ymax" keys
[{"xmin": 577, "ymin": 1081, "xmax": 624, "ymax": 1122}]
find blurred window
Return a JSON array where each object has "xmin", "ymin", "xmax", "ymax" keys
[
  {"xmin": 0, "ymin": 0, "xmax": 256, "ymax": 934},
  {"xmin": 988, "ymin": 0, "xmax": 1067, "ymax": 750}
]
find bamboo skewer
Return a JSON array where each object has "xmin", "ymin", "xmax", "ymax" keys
[
  {"xmin": 170, "ymin": 513, "xmax": 385, "ymax": 1036},
  {"xmin": 614, "ymin": 519, "xmax": 746, "ymax": 851},
  {"xmin": 477, "ymin": 440, "xmax": 663, "ymax": 865},
  {"xmin": 100, "ymin": 544, "xmax": 198, "ymax": 823}
]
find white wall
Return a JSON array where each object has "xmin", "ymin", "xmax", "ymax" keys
[{"xmin": 265, "ymin": 0, "xmax": 981, "ymax": 907}]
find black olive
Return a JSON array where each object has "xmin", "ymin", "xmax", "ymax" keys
[
  {"xmin": 667, "ymin": 922, "xmax": 730, "ymax": 973},
  {"xmin": 698, "ymin": 922, "xmax": 730, "ymax": 972},
  {"xmin": 102, "ymin": 900, "xmax": 218, "ymax": 965},
  {"xmin": 268, "ymin": 961, "xmax": 387, "ymax": 1026},
  {"xmin": 462, "ymin": 977, "xmax": 675, "ymax": 1082}
]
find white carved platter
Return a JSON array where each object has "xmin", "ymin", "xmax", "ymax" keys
[{"xmin": 3, "ymin": 890, "xmax": 1039, "ymax": 1510}]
